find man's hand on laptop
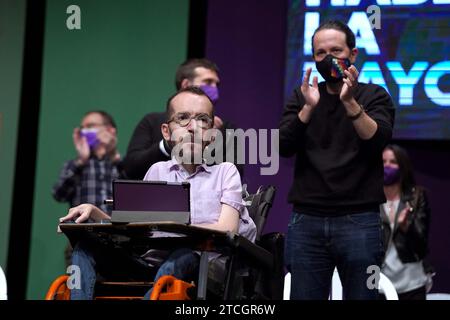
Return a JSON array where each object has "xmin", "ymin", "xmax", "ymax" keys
[{"xmin": 59, "ymin": 204, "xmax": 111, "ymax": 225}]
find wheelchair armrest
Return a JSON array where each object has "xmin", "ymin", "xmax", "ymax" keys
[{"xmin": 225, "ymin": 232, "xmax": 273, "ymax": 270}]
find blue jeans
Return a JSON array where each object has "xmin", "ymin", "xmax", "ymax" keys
[
  {"xmin": 70, "ymin": 239, "xmax": 155, "ymax": 300},
  {"xmin": 70, "ymin": 239, "xmax": 199, "ymax": 300},
  {"xmin": 142, "ymin": 248, "xmax": 200, "ymax": 300},
  {"xmin": 285, "ymin": 211, "xmax": 384, "ymax": 300}
]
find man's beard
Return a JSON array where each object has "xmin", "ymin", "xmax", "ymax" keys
[{"xmin": 169, "ymin": 131, "xmax": 205, "ymax": 165}]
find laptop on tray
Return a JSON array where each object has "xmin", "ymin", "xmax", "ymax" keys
[{"xmin": 111, "ymin": 180, "xmax": 191, "ymax": 224}]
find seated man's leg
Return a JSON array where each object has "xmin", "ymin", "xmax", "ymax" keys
[
  {"xmin": 70, "ymin": 240, "xmax": 97, "ymax": 300},
  {"xmin": 70, "ymin": 238, "xmax": 155, "ymax": 300},
  {"xmin": 143, "ymin": 248, "xmax": 200, "ymax": 299}
]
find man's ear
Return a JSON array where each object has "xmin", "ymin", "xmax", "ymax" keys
[
  {"xmin": 350, "ymin": 47, "xmax": 358, "ymax": 64},
  {"xmin": 161, "ymin": 123, "xmax": 171, "ymax": 141},
  {"xmin": 180, "ymin": 79, "xmax": 190, "ymax": 89}
]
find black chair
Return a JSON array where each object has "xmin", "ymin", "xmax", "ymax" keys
[
  {"xmin": 220, "ymin": 185, "xmax": 285, "ymax": 300},
  {"xmin": 245, "ymin": 185, "xmax": 276, "ymax": 242}
]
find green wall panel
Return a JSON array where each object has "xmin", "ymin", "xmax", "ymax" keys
[
  {"xmin": 27, "ymin": 0, "xmax": 188, "ymax": 299},
  {"xmin": 0, "ymin": 0, "xmax": 26, "ymax": 271}
]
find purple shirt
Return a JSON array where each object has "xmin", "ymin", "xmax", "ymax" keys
[{"xmin": 143, "ymin": 159, "xmax": 256, "ymax": 242}]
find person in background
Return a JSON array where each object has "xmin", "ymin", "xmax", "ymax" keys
[
  {"xmin": 381, "ymin": 144, "xmax": 433, "ymax": 300},
  {"xmin": 123, "ymin": 58, "xmax": 244, "ymax": 180},
  {"xmin": 53, "ymin": 110, "xmax": 123, "ymax": 265}
]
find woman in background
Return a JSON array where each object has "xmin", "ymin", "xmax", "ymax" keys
[{"xmin": 381, "ymin": 144, "xmax": 433, "ymax": 300}]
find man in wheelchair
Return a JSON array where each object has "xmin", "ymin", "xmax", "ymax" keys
[{"xmin": 58, "ymin": 86, "xmax": 257, "ymax": 300}]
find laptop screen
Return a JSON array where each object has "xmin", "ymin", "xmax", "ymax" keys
[{"xmin": 113, "ymin": 180, "xmax": 190, "ymax": 212}]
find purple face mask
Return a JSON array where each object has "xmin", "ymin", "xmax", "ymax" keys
[
  {"xmin": 199, "ymin": 85, "xmax": 219, "ymax": 103},
  {"xmin": 80, "ymin": 128, "xmax": 99, "ymax": 149},
  {"xmin": 384, "ymin": 166, "xmax": 400, "ymax": 186}
]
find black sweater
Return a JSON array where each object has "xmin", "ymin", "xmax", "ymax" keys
[
  {"xmin": 279, "ymin": 82, "xmax": 395, "ymax": 215},
  {"xmin": 123, "ymin": 112, "xmax": 244, "ymax": 179}
]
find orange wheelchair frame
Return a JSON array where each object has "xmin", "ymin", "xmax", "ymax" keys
[{"xmin": 45, "ymin": 274, "xmax": 195, "ymax": 300}]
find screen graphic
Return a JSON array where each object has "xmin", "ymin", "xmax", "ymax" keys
[{"xmin": 285, "ymin": 0, "xmax": 450, "ymax": 139}]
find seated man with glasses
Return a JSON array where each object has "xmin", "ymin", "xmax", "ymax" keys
[
  {"xmin": 123, "ymin": 58, "xmax": 244, "ymax": 180},
  {"xmin": 59, "ymin": 87, "xmax": 256, "ymax": 300}
]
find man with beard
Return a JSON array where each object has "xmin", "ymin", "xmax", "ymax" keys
[
  {"xmin": 59, "ymin": 87, "xmax": 256, "ymax": 300},
  {"xmin": 123, "ymin": 58, "xmax": 244, "ymax": 179},
  {"xmin": 279, "ymin": 20, "xmax": 395, "ymax": 300}
]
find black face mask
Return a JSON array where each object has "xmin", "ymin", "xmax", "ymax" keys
[{"xmin": 315, "ymin": 54, "xmax": 351, "ymax": 83}]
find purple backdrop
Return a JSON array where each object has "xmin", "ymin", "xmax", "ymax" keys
[{"xmin": 206, "ymin": 0, "xmax": 449, "ymax": 293}]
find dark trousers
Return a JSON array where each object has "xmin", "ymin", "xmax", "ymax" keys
[
  {"xmin": 285, "ymin": 211, "xmax": 384, "ymax": 300},
  {"xmin": 70, "ymin": 238, "xmax": 156, "ymax": 299}
]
